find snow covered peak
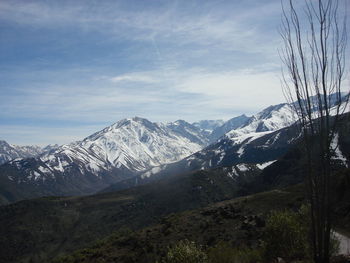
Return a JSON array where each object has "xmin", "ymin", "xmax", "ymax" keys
[
  {"xmin": 111, "ymin": 116, "xmax": 157, "ymax": 129},
  {"xmin": 254, "ymin": 103, "xmax": 287, "ymax": 120},
  {"xmin": 226, "ymin": 103, "xmax": 297, "ymax": 139}
]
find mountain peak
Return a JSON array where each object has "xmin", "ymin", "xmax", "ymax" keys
[
  {"xmin": 130, "ymin": 116, "xmax": 149, "ymax": 122},
  {"xmin": 111, "ymin": 116, "xmax": 155, "ymax": 129},
  {"xmin": 173, "ymin": 119, "xmax": 191, "ymax": 126}
]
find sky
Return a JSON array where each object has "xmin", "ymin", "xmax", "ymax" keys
[{"xmin": 0, "ymin": 0, "xmax": 348, "ymax": 146}]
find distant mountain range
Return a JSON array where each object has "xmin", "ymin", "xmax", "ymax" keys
[
  {"xmin": 0, "ymin": 95, "xmax": 348, "ymax": 205},
  {"xmin": 0, "ymin": 141, "xmax": 58, "ymax": 165}
]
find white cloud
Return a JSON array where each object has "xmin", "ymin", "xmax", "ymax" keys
[
  {"xmin": 110, "ymin": 73, "xmax": 158, "ymax": 83},
  {"xmin": 173, "ymin": 69, "xmax": 285, "ymax": 114},
  {"xmin": 0, "ymin": 64, "xmax": 286, "ymax": 129}
]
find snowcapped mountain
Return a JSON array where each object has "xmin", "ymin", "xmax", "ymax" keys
[
  {"xmin": 73, "ymin": 117, "xmax": 206, "ymax": 172},
  {"xmin": 101, "ymin": 124, "xmax": 302, "ymax": 193},
  {"xmin": 185, "ymin": 103, "xmax": 298, "ymax": 167},
  {"xmin": 0, "ymin": 140, "xmax": 43, "ymax": 165},
  {"xmin": 209, "ymin": 114, "xmax": 251, "ymax": 143},
  {"xmin": 28, "ymin": 117, "xmax": 207, "ymax": 176},
  {"xmin": 108, "ymin": 99, "xmax": 350, "ymax": 193},
  {"xmin": 0, "ymin": 117, "xmax": 209, "ymax": 202},
  {"xmin": 102, "ymin": 104, "xmax": 301, "ymax": 191},
  {"xmin": 192, "ymin": 119, "xmax": 225, "ymax": 132},
  {"xmin": 1, "ymin": 94, "xmax": 347, "ymax": 204},
  {"xmin": 225, "ymin": 103, "xmax": 297, "ymax": 139}
]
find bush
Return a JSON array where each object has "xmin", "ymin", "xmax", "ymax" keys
[
  {"xmin": 263, "ymin": 206, "xmax": 341, "ymax": 262},
  {"xmin": 207, "ymin": 242, "xmax": 262, "ymax": 263},
  {"xmin": 162, "ymin": 240, "xmax": 208, "ymax": 263},
  {"xmin": 263, "ymin": 210, "xmax": 308, "ymax": 261}
]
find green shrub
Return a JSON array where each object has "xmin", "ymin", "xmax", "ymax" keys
[
  {"xmin": 263, "ymin": 206, "xmax": 341, "ymax": 262},
  {"xmin": 162, "ymin": 240, "xmax": 208, "ymax": 263},
  {"xmin": 207, "ymin": 242, "xmax": 262, "ymax": 263},
  {"xmin": 263, "ymin": 210, "xmax": 308, "ymax": 261}
]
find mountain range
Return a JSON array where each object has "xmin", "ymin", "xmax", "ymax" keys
[{"xmin": 0, "ymin": 96, "xmax": 348, "ymax": 205}]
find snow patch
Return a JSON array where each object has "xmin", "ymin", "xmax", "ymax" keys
[
  {"xmin": 236, "ymin": 164, "xmax": 249, "ymax": 172},
  {"xmin": 331, "ymin": 133, "xmax": 348, "ymax": 167},
  {"xmin": 38, "ymin": 166, "xmax": 52, "ymax": 174},
  {"xmin": 227, "ymin": 167, "xmax": 239, "ymax": 179},
  {"xmin": 237, "ymin": 145, "xmax": 245, "ymax": 157},
  {"xmin": 256, "ymin": 160, "xmax": 277, "ymax": 170},
  {"xmin": 141, "ymin": 166, "xmax": 162, "ymax": 179},
  {"xmin": 33, "ymin": 171, "xmax": 41, "ymax": 180}
]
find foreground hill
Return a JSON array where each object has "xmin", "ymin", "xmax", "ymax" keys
[
  {"xmin": 0, "ymin": 166, "xmax": 263, "ymax": 263},
  {"xmin": 52, "ymin": 185, "xmax": 307, "ymax": 263},
  {"xmin": 2, "ymin": 167, "xmax": 349, "ymax": 263}
]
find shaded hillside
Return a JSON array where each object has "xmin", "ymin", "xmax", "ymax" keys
[
  {"xmin": 0, "ymin": 167, "xmax": 261, "ymax": 263},
  {"xmin": 1, "ymin": 167, "xmax": 350, "ymax": 263},
  {"xmin": 51, "ymin": 185, "xmax": 306, "ymax": 263}
]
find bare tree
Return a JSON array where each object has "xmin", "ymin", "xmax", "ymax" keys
[{"xmin": 279, "ymin": 0, "xmax": 348, "ymax": 262}]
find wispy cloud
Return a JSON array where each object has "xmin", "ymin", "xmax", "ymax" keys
[
  {"xmin": 0, "ymin": 0, "xmax": 282, "ymax": 54},
  {"xmin": 1, "ymin": 0, "xmax": 346, "ymax": 145},
  {"xmin": 110, "ymin": 72, "xmax": 158, "ymax": 83}
]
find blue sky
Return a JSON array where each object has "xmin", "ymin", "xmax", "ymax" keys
[{"xmin": 0, "ymin": 0, "xmax": 347, "ymax": 146}]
